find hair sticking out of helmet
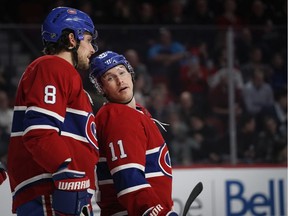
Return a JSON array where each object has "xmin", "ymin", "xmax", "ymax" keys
[
  {"xmin": 89, "ymin": 51, "xmax": 134, "ymax": 95},
  {"xmin": 41, "ymin": 7, "xmax": 98, "ymax": 45}
]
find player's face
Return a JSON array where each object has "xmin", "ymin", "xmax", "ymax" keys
[
  {"xmin": 101, "ymin": 65, "xmax": 134, "ymax": 104},
  {"xmin": 77, "ymin": 33, "xmax": 96, "ymax": 70}
]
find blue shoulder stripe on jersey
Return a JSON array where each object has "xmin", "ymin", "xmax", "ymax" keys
[
  {"xmin": 11, "ymin": 107, "xmax": 98, "ymax": 151},
  {"xmin": 24, "ymin": 109, "xmax": 62, "ymax": 131},
  {"xmin": 145, "ymin": 152, "xmax": 161, "ymax": 173},
  {"xmin": 17, "ymin": 108, "xmax": 91, "ymax": 138},
  {"xmin": 113, "ymin": 167, "xmax": 147, "ymax": 193},
  {"xmin": 11, "ymin": 110, "xmax": 26, "ymax": 133},
  {"xmin": 62, "ymin": 111, "xmax": 89, "ymax": 137}
]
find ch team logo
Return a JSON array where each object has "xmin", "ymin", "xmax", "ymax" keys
[
  {"xmin": 158, "ymin": 144, "xmax": 172, "ymax": 177},
  {"xmin": 67, "ymin": 9, "xmax": 77, "ymax": 14},
  {"xmin": 85, "ymin": 113, "xmax": 98, "ymax": 151}
]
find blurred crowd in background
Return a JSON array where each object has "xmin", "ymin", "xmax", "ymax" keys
[{"xmin": 0, "ymin": 0, "xmax": 287, "ymax": 166}]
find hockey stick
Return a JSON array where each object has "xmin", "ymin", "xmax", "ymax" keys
[{"xmin": 182, "ymin": 182, "xmax": 203, "ymax": 216}]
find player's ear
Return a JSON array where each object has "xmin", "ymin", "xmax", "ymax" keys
[{"xmin": 68, "ymin": 33, "xmax": 77, "ymax": 48}]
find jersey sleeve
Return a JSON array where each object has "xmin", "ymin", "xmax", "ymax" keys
[
  {"xmin": 20, "ymin": 59, "xmax": 75, "ymax": 172},
  {"xmin": 97, "ymin": 105, "xmax": 173, "ymax": 215}
]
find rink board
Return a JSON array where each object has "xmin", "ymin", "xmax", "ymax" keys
[{"xmin": 0, "ymin": 165, "xmax": 286, "ymax": 216}]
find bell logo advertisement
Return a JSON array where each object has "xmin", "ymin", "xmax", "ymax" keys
[
  {"xmin": 226, "ymin": 179, "xmax": 286, "ymax": 216},
  {"xmin": 172, "ymin": 166, "xmax": 287, "ymax": 216}
]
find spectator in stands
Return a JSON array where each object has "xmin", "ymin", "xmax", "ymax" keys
[
  {"xmin": 124, "ymin": 48, "xmax": 152, "ymax": 95},
  {"xmin": 125, "ymin": 49, "xmax": 152, "ymax": 107},
  {"xmin": 246, "ymin": 0, "xmax": 282, "ymax": 56},
  {"xmin": 255, "ymin": 116, "xmax": 287, "ymax": 163},
  {"xmin": 208, "ymin": 47, "xmax": 244, "ymax": 90},
  {"xmin": 109, "ymin": 0, "xmax": 135, "ymax": 24},
  {"xmin": 185, "ymin": 0, "xmax": 215, "ymax": 25},
  {"xmin": 179, "ymin": 56, "xmax": 209, "ymax": 108},
  {"xmin": 208, "ymin": 71, "xmax": 245, "ymax": 132},
  {"xmin": 242, "ymin": 69, "xmax": 274, "ymax": 117},
  {"xmin": 147, "ymin": 27, "xmax": 186, "ymax": 94},
  {"xmin": 176, "ymin": 91, "xmax": 204, "ymax": 125},
  {"xmin": 259, "ymin": 88, "xmax": 287, "ymax": 137},
  {"xmin": 235, "ymin": 27, "xmax": 254, "ymax": 65},
  {"xmin": 147, "ymin": 82, "xmax": 172, "ymax": 124},
  {"xmin": 185, "ymin": 1, "xmax": 216, "ymax": 47},
  {"xmin": 240, "ymin": 46, "xmax": 272, "ymax": 83},
  {"xmin": 134, "ymin": 71, "xmax": 149, "ymax": 107},
  {"xmin": 77, "ymin": 0, "xmax": 96, "ymax": 22},
  {"xmin": 134, "ymin": 2, "xmax": 159, "ymax": 24},
  {"xmin": 268, "ymin": 52, "xmax": 287, "ymax": 92},
  {"xmin": 0, "ymin": 89, "xmax": 13, "ymax": 164},
  {"xmin": 161, "ymin": 0, "xmax": 189, "ymax": 25},
  {"xmin": 188, "ymin": 114, "xmax": 220, "ymax": 163},
  {"xmin": 214, "ymin": 0, "xmax": 245, "ymax": 51},
  {"xmin": 236, "ymin": 114, "xmax": 258, "ymax": 163},
  {"xmin": 168, "ymin": 110, "xmax": 195, "ymax": 165},
  {"xmin": 188, "ymin": 41, "xmax": 214, "ymax": 72},
  {"xmin": 215, "ymin": 0, "xmax": 244, "ymax": 28},
  {"xmin": 247, "ymin": 0, "xmax": 271, "ymax": 26}
]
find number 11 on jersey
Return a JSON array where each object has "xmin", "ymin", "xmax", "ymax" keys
[{"xmin": 109, "ymin": 140, "xmax": 127, "ymax": 161}]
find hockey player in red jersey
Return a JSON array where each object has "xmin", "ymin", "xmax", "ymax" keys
[
  {"xmin": 89, "ymin": 51, "xmax": 178, "ymax": 216},
  {"xmin": 7, "ymin": 7, "xmax": 99, "ymax": 216}
]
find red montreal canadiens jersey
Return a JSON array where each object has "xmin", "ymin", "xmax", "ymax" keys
[
  {"xmin": 7, "ymin": 55, "xmax": 99, "ymax": 212},
  {"xmin": 95, "ymin": 103, "xmax": 174, "ymax": 215}
]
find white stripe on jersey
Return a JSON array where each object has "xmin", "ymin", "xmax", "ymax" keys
[
  {"xmin": 10, "ymin": 131, "xmax": 24, "ymax": 137},
  {"xmin": 110, "ymin": 163, "xmax": 145, "ymax": 175},
  {"xmin": 98, "ymin": 179, "xmax": 114, "ymax": 185},
  {"xmin": 23, "ymin": 125, "xmax": 59, "ymax": 135},
  {"xmin": 117, "ymin": 184, "xmax": 151, "ymax": 197},
  {"xmin": 14, "ymin": 106, "xmax": 27, "ymax": 110},
  {"xmin": 61, "ymin": 131, "xmax": 88, "ymax": 143},
  {"xmin": 66, "ymin": 107, "xmax": 89, "ymax": 116},
  {"xmin": 111, "ymin": 210, "xmax": 128, "ymax": 216},
  {"xmin": 26, "ymin": 106, "xmax": 64, "ymax": 122},
  {"xmin": 12, "ymin": 173, "xmax": 52, "ymax": 196},
  {"xmin": 41, "ymin": 195, "xmax": 49, "ymax": 216},
  {"xmin": 146, "ymin": 146, "xmax": 160, "ymax": 155},
  {"xmin": 145, "ymin": 172, "xmax": 165, "ymax": 178}
]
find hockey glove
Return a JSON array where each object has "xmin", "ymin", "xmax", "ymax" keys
[
  {"xmin": 143, "ymin": 205, "xmax": 178, "ymax": 216},
  {"xmin": 0, "ymin": 162, "xmax": 7, "ymax": 185},
  {"xmin": 52, "ymin": 163, "xmax": 92, "ymax": 215}
]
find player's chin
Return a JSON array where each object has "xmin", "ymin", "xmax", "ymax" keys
[{"xmin": 78, "ymin": 62, "xmax": 90, "ymax": 71}]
